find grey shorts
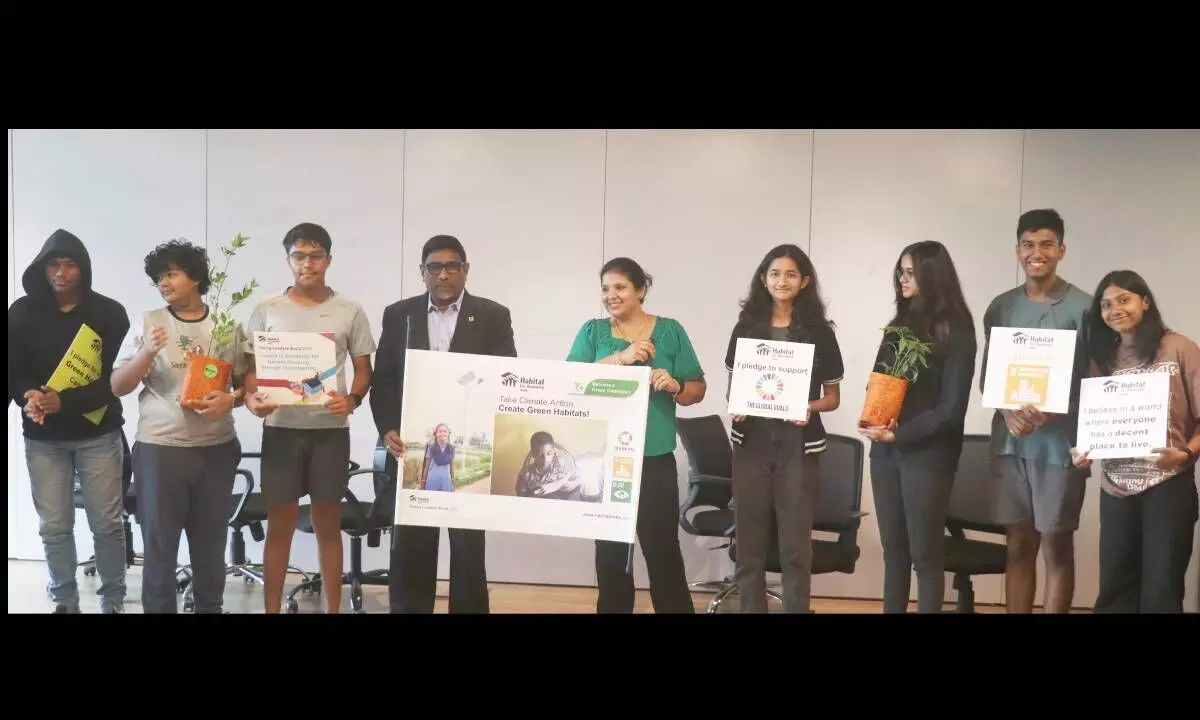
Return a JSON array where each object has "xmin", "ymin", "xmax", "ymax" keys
[
  {"xmin": 260, "ymin": 427, "xmax": 351, "ymax": 508},
  {"xmin": 991, "ymin": 455, "xmax": 1088, "ymax": 534}
]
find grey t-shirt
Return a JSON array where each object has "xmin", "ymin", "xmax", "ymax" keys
[
  {"xmin": 115, "ymin": 306, "xmax": 247, "ymax": 448},
  {"xmin": 243, "ymin": 289, "xmax": 377, "ymax": 430}
]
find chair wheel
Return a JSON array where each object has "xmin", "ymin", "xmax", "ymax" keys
[
  {"xmin": 286, "ymin": 599, "xmax": 299, "ymax": 614},
  {"xmin": 83, "ymin": 567, "xmax": 97, "ymax": 577}
]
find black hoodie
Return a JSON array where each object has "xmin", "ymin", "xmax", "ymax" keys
[{"xmin": 8, "ymin": 229, "xmax": 129, "ymax": 441}]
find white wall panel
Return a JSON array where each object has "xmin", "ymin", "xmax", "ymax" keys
[
  {"xmin": 9, "ymin": 129, "xmax": 207, "ymax": 569},
  {"xmin": 401, "ymin": 129, "xmax": 607, "ymax": 586},
  {"xmin": 206, "ymin": 129, "xmax": 405, "ymax": 575},
  {"xmin": 603, "ymin": 129, "xmax": 815, "ymax": 588},
  {"xmin": 1021, "ymin": 129, "xmax": 1200, "ymax": 612},
  {"xmin": 809, "ymin": 129, "xmax": 1025, "ymax": 605}
]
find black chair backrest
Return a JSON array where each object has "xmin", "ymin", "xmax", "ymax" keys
[
  {"xmin": 675, "ymin": 415, "xmax": 734, "ymax": 510},
  {"xmin": 813, "ymin": 434, "xmax": 865, "ymax": 532},
  {"xmin": 370, "ymin": 436, "xmax": 398, "ymax": 526},
  {"xmin": 947, "ymin": 434, "xmax": 1004, "ymax": 532},
  {"xmin": 120, "ymin": 432, "xmax": 135, "ymax": 515}
]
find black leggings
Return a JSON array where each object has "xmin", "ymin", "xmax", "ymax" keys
[
  {"xmin": 595, "ymin": 452, "xmax": 694, "ymax": 614},
  {"xmin": 1095, "ymin": 470, "xmax": 1198, "ymax": 614},
  {"xmin": 869, "ymin": 449, "xmax": 955, "ymax": 613}
]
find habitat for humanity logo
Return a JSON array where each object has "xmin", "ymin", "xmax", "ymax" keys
[
  {"xmin": 755, "ymin": 341, "xmax": 794, "ymax": 359},
  {"xmin": 1011, "ymin": 331, "xmax": 1055, "ymax": 349},
  {"xmin": 500, "ymin": 372, "xmax": 544, "ymax": 390},
  {"xmin": 1103, "ymin": 378, "xmax": 1146, "ymax": 394}
]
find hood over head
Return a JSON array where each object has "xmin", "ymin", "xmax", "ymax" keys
[{"xmin": 22, "ymin": 229, "xmax": 93, "ymax": 302}]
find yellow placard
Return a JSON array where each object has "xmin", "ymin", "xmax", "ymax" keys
[
  {"xmin": 45, "ymin": 323, "xmax": 108, "ymax": 425},
  {"xmin": 1004, "ymin": 364, "xmax": 1051, "ymax": 407}
]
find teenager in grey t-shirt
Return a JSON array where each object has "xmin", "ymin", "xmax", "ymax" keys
[{"xmin": 110, "ymin": 240, "xmax": 247, "ymax": 614}]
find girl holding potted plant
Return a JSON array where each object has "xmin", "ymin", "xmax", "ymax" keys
[
  {"xmin": 1070, "ymin": 270, "xmax": 1199, "ymax": 613},
  {"xmin": 110, "ymin": 238, "xmax": 254, "ymax": 614},
  {"xmin": 724, "ymin": 244, "xmax": 844, "ymax": 613},
  {"xmin": 858, "ymin": 240, "xmax": 976, "ymax": 613}
]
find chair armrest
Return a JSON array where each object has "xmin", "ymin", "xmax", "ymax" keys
[
  {"xmin": 690, "ymin": 474, "xmax": 732, "ymax": 486},
  {"xmin": 678, "ymin": 483, "xmax": 704, "ymax": 534},
  {"xmin": 227, "ymin": 469, "xmax": 255, "ymax": 525},
  {"xmin": 813, "ymin": 511, "xmax": 869, "ymax": 534},
  {"xmin": 343, "ymin": 468, "xmax": 382, "ymax": 531},
  {"xmin": 946, "ymin": 517, "xmax": 1006, "ymax": 537},
  {"xmin": 240, "ymin": 452, "xmax": 262, "ymax": 460}
]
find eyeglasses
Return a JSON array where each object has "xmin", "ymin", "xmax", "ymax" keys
[
  {"xmin": 424, "ymin": 261, "xmax": 464, "ymax": 276},
  {"xmin": 896, "ymin": 268, "xmax": 915, "ymax": 280},
  {"xmin": 290, "ymin": 252, "xmax": 328, "ymax": 265}
]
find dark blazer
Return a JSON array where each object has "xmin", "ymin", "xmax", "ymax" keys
[{"xmin": 370, "ymin": 290, "xmax": 518, "ymax": 440}]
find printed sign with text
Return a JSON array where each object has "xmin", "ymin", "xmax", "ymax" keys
[{"xmin": 1077, "ymin": 374, "xmax": 1170, "ymax": 459}]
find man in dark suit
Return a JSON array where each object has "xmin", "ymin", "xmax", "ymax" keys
[{"xmin": 370, "ymin": 234, "xmax": 517, "ymax": 613}]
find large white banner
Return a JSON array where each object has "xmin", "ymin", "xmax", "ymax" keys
[
  {"xmin": 396, "ymin": 350, "xmax": 651, "ymax": 543},
  {"xmin": 1077, "ymin": 374, "xmax": 1170, "ymax": 459},
  {"xmin": 982, "ymin": 327, "xmax": 1078, "ymax": 414}
]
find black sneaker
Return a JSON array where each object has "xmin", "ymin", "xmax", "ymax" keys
[
  {"xmin": 53, "ymin": 605, "xmax": 81, "ymax": 614},
  {"xmin": 101, "ymin": 605, "xmax": 125, "ymax": 615}
]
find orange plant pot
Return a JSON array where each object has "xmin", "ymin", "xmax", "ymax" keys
[
  {"xmin": 859, "ymin": 372, "xmax": 909, "ymax": 428},
  {"xmin": 180, "ymin": 354, "xmax": 233, "ymax": 410}
]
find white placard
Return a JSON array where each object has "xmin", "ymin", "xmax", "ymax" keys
[
  {"xmin": 251, "ymin": 331, "xmax": 338, "ymax": 406},
  {"xmin": 396, "ymin": 349, "xmax": 651, "ymax": 543},
  {"xmin": 727, "ymin": 338, "xmax": 815, "ymax": 422},
  {"xmin": 1077, "ymin": 374, "xmax": 1170, "ymax": 459},
  {"xmin": 982, "ymin": 327, "xmax": 1078, "ymax": 414}
]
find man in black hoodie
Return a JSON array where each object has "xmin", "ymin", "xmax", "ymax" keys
[{"xmin": 8, "ymin": 229, "xmax": 131, "ymax": 614}]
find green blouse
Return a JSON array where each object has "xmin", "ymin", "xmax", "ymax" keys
[{"xmin": 566, "ymin": 316, "xmax": 704, "ymax": 457}]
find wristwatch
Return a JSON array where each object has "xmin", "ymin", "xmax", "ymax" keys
[
  {"xmin": 348, "ymin": 392, "xmax": 363, "ymax": 408},
  {"xmin": 1184, "ymin": 446, "xmax": 1198, "ymax": 466}
]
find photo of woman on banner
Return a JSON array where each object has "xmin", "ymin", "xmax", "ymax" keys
[{"xmin": 421, "ymin": 423, "xmax": 457, "ymax": 492}]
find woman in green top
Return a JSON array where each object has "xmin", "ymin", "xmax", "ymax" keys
[{"xmin": 567, "ymin": 257, "xmax": 707, "ymax": 614}]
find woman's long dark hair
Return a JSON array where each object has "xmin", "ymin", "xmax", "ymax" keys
[
  {"xmin": 890, "ymin": 240, "xmax": 974, "ymax": 348},
  {"xmin": 735, "ymin": 244, "xmax": 832, "ymax": 339},
  {"xmin": 1088, "ymin": 270, "xmax": 1168, "ymax": 374}
]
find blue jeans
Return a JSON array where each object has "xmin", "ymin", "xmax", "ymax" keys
[{"xmin": 25, "ymin": 430, "xmax": 127, "ymax": 612}]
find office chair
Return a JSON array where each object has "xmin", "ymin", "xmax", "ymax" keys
[
  {"xmin": 675, "ymin": 416, "xmax": 747, "ymax": 604},
  {"xmin": 178, "ymin": 460, "xmax": 262, "ymax": 613},
  {"xmin": 717, "ymin": 433, "xmax": 868, "ymax": 613},
  {"xmin": 810, "ymin": 433, "xmax": 868, "ymax": 578},
  {"xmin": 284, "ymin": 442, "xmax": 392, "ymax": 614},
  {"xmin": 943, "ymin": 434, "xmax": 1008, "ymax": 613}
]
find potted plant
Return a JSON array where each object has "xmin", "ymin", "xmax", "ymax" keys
[
  {"xmin": 858, "ymin": 325, "xmax": 934, "ymax": 428},
  {"xmin": 180, "ymin": 233, "xmax": 260, "ymax": 409}
]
